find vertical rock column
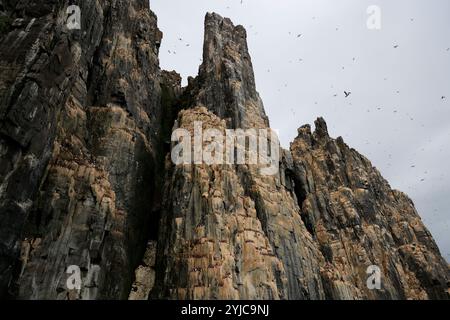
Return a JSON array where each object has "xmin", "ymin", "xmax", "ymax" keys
[{"xmin": 289, "ymin": 118, "xmax": 450, "ymax": 299}]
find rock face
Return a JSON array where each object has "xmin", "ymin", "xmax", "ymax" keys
[
  {"xmin": 0, "ymin": 3, "xmax": 448, "ymax": 300},
  {"xmin": 129, "ymin": 241, "xmax": 157, "ymax": 300},
  {"xmin": 290, "ymin": 119, "xmax": 449, "ymax": 299},
  {"xmin": 152, "ymin": 107, "xmax": 289, "ymax": 299},
  {"xmin": 0, "ymin": 0, "xmax": 164, "ymax": 299}
]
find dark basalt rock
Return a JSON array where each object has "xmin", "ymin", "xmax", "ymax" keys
[{"xmin": 0, "ymin": 3, "xmax": 448, "ymax": 300}]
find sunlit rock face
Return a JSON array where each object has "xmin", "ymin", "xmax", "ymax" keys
[{"xmin": 0, "ymin": 2, "xmax": 448, "ymax": 300}]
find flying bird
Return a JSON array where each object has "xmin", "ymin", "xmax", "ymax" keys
[
  {"xmin": 344, "ymin": 91, "xmax": 351, "ymax": 98},
  {"xmin": 393, "ymin": 45, "xmax": 399, "ymax": 48}
]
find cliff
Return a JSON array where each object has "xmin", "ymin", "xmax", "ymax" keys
[{"xmin": 0, "ymin": 2, "xmax": 448, "ymax": 300}]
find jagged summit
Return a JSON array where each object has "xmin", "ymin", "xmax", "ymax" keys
[
  {"xmin": 0, "ymin": 2, "xmax": 448, "ymax": 300},
  {"xmin": 314, "ymin": 117, "xmax": 330, "ymax": 138},
  {"xmin": 181, "ymin": 12, "xmax": 269, "ymax": 130}
]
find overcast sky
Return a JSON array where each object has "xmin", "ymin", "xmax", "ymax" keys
[{"xmin": 151, "ymin": 0, "xmax": 450, "ymax": 261}]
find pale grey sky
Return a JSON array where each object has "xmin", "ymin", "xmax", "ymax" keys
[{"xmin": 151, "ymin": 0, "xmax": 450, "ymax": 261}]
